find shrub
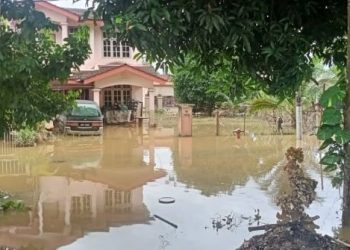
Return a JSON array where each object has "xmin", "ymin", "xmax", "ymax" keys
[{"xmin": 14, "ymin": 127, "xmax": 37, "ymax": 147}]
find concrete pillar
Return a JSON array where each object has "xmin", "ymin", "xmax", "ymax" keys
[
  {"xmin": 148, "ymin": 88, "xmax": 155, "ymax": 126},
  {"xmin": 145, "ymin": 93, "xmax": 149, "ymax": 114},
  {"xmin": 296, "ymin": 94, "xmax": 303, "ymax": 140},
  {"xmin": 89, "ymin": 25, "xmax": 95, "ymax": 61},
  {"xmin": 38, "ymin": 197, "xmax": 43, "ymax": 235},
  {"xmin": 61, "ymin": 23, "xmax": 68, "ymax": 43},
  {"xmin": 177, "ymin": 104, "xmax": 194, "ymax": 137},
  {"xmin": 156, "ymin": 94, "xmax": 163, "ymax": 110},
  {"xmin": 92, "ymin": 88, "xmax": 101, "ymax": 106}
]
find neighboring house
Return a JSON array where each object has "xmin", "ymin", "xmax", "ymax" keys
[{"xmin": 35, "ymin": 1, "xmax": 175, "ymax": 124}]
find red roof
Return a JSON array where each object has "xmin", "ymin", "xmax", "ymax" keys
[{"xmin": 68, "ymin": 64, "xmax": 168, "ymax": 85}]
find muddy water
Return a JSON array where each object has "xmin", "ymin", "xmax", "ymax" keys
[{"xmin": 0, "ymin": 125, "xmax": 348, "ymax": 250}]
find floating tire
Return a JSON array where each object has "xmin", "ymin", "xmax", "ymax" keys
[{"xmin": 158, "ymin": 197, "xmax": 175, "ymax": 204}]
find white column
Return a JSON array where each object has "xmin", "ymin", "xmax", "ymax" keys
[
  {"xmin": 157, "ymin": 94, "xmax": 163, "ymax": 110},
  {"xmin": 92, "ymin": 88, "xmax": 101, "ymax": 106},
  {"xmin": 38, "ymin": 196, "xmax": 44, "ymax": 235},
  {"xmin": 89, "ymin": 25, "xmax": 95, "ymax": 61},
  {"xmin": 148, "ymin": 88, "xmax": 155, "ymax": 126},
  {"xmin": 145, "ymin": 93, "xmax": 150, "ymax": 114},
  {"xmin": 61, "ymin": 23, "xmax": 68, "ymax": 43},
  {"xmin": 296, "ymin": 94, "xmax": 303, "ymax": 140},
  {"xmin": 64, "ymin": 179, "xmax": 71, "ymax": 226}
]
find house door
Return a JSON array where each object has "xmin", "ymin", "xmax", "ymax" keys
[{"xmin": 103, "ymin": 85, "xmax": 131, "ymax": 107}]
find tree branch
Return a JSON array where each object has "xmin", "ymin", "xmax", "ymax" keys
[{"xmin": 310, "ymin": 77, "xmax": 320, "ymax": 86}]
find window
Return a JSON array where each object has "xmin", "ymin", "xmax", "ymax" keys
[
  {"xmin": 103, "ymin": 39, "xmax": 111, "ymax": 57},
  {"xmin": 122, "ymin": 42, "xmax": 130, "ymax": 57},
  {"xmin": 103, "ymin": 33, "xmax": 131, "ymax": 58},
  {"xmin": 103, "ymin": 85, "xmax": 131, "ymax": 107},
  {"xmin": 104, "ymin": 90, "xmax": 112, "ymax": 107}
]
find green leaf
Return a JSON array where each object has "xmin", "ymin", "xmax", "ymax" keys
[
  {"xmin": 319, "ymin": 85, "xmax": 345, "ymax": 108},
  {"xmin": 324, "ymin": 164, "xmax": 337, "ymax": 172},
  {"xmin": 242, "ymin": 35, "xmax": 251, "ymax": 53},
  {"xmin": 134, "ymin": 23, "xmax": 148, "ymax": 31},
  {"xmin": 321, "ymin": 107, "xmax": 342, "ymax": 126},
  {"xmin": 320, "ymin": 153, "xmax": 342, "ymax": 165},
  {"xmin": 317, "ymin": 124, "xmax": 337, "ymax": 140},
  {"xmin": 319, "ymin": 138, "xmax": 335, "ymax": 150},
  {"xmin": 163, "ymin": 10, "xmax": 170, "ymax": 21},
  {"xmin": 335, "ymin": 129, "xmax": 350, "ymax": 144},
  {"xmin": 115, "ymin": 16, "xmax": 123, "ymax": 24}
]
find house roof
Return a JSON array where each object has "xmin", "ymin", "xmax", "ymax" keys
[
  {"xmin": 35, "ymin": 1, "xmax": 81, "ymax": 22},
  {"xmin": 35, "ymin": 1, "xmax": 100, "ymax": 22},
  {"xmin": 68, "ymin": 64, "xmax": 168, "ymax": 85},
  {"xmin": 62, "ymin": 7, "xmax": 96, "ymax": 20}
]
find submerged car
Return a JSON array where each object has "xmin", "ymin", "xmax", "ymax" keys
[{"xmin": 57, "ymin": 100, "xmax": 103, "ymax": 135}]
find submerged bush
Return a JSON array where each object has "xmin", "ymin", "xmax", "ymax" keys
[
  {"xmin": 14, "ymin": 127, "xmax": 37, "ymax": 147},
  {"xmin": 0, "ymin": 191, "xmax": 26, "ymax": 211}
]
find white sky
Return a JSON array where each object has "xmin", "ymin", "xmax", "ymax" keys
[{"xmin": 53, "ymin": 0, "xmax": 90, "ymax": 9}]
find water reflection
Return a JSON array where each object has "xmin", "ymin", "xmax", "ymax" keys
[
  {"xmin": 0, "ymin": 125, "xmax": 348, "ymax": 249},
  {"xmin": 0, "ymin": 128, "xmax": 165, "ymax": 249},
  {"xmin": 174, "ymin": 136, "xmax": 287, "ymax": 196}
]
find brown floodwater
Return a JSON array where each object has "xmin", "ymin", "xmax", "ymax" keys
[{"xmin": 0, "ymin": 123, "xmax": 349, "ymax": 250}]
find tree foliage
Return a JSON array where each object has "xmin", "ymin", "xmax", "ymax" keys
[
  {"xmin": 89, "ymin": 0, "xmax": 346, "ymax": 97},
  {"xmin": 86, "ymin": 0, "xmax": 350, "ymax": 216},
  {"xmin": 173, "ymin": 57, "xmax": 257, "ymax": 113},
  {"xmin": 0, "ymin": 0, "xmax": 90, "ymax": 133}
]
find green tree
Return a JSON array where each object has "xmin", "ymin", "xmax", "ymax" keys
[
  {"xmin": 0, "ymin": 0, "xmax": 90, "ymax": 133},
  {"xmin": 87, "ymin": 0, "xmax": 350, "ymax": 225},
  {"xmin": 173, "ymin": 57, "xmax": 256, "ymax": 113}
]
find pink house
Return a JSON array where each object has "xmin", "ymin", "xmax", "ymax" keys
[{"xmin": 35, "ymin": 1, "xmax": 175, "ymax": 125}]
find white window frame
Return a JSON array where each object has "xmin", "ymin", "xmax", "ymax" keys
[{"xmin": 103, "ymin": 33, "xmax": 131, "ymax": 58}]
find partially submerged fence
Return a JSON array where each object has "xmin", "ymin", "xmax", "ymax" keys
[{"xmin": 1, "ymin": 131, "xmax": 15, "ymax": 156}]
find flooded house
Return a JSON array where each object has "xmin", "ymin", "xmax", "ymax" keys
[{"xmin": 34, "ymin": 1, "xmax": 175, "ymax": 125}]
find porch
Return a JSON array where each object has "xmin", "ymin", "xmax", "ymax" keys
[{"xmin": 53, "ymin": 64, "xmax": 169, "ymax": 126}]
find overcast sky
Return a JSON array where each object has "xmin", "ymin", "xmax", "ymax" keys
[{"xmin": 54, "ymin": 0, "xmax": 90, "ymax": 9}]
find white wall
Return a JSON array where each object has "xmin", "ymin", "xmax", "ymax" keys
[
  {"xmin": 155, "ymin": 86, "xmax": 174, "ymax": 96},
  {"xmin": 36, "ymin": 5, "xmax": 143, "ymax": 70},
  {"xmin": 95, "ymin": 73, "xmax": 154, "ymax": 89}
]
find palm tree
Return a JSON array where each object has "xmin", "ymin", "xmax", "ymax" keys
[{"xmin": 249, "ymin": 92, "xmax": 295, "ymax": 129}]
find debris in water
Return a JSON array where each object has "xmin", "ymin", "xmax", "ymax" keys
[{"xmin": 237, "ymin": 147, "xmax": 348, "ymax": 250}]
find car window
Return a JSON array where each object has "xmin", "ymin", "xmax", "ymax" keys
[{"xmin": 70, "ymin": 103, "xmax": 101, "ymax": 117}]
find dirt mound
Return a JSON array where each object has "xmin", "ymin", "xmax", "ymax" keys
[
  {"xmin": 237, "ymin": 147, "xmax": 349, "ymax": 250},
  {"xmin": 238, "ymin": 224, "xmax": 347, "ymax": 250}
]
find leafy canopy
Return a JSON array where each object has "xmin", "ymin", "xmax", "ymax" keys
[
  {"xmin": 173, "ymin": 57, "xmax": 257, "ymax": 112},
  {"xmin": 0, "ymin": 0, "xmax": 90, "ymax": 132},
  {"xmin": 89, "ymin": 0, "xmax": 346, "ymax": 97}
]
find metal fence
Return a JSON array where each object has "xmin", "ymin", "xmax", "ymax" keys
[{"xmin": 1, "ymin": 131, "xmax": 15, "ymax": 156}]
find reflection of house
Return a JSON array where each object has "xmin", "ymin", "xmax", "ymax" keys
[
  {"xmin": 34, "ymin": 1, "xmax": 175, "ymax": 125},
  {"xmin": 0, "ymin": 147, "xmax": 165, "ymax": 250}
]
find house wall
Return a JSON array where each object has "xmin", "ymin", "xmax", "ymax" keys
[
  {"xmin": 95, "ymin": 73, "xmax": 154, "ymax": 89},
  {"xmin": 155, "ymin": 85, "xmax": 174, "ymax": 96},
  {"xmin": 36, "ymin": 4, "xmax": 174, "ymax": 105},
  {"xmin": 132, "ymin": 86, "xmax": 144, "ymax": 103},
  {"xmin": 36, "ymin": 6, "xmax": 143, "ymax": 70},
  {"xmin": 92, "ymin": 28, "xmax": 143, "ymax": 69},
  {"xmin": 35, "ymin": 5, "xmax": 67, "ymax": 43}
]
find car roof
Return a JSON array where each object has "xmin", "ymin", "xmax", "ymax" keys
[{"xmin": 76, "ymin": 100, "xmax": 98, "ymax": 105}]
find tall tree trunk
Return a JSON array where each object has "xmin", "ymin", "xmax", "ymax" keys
[{"xmin": 342, "ymin": 0, "xmax": 350, "ymax": 227}]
